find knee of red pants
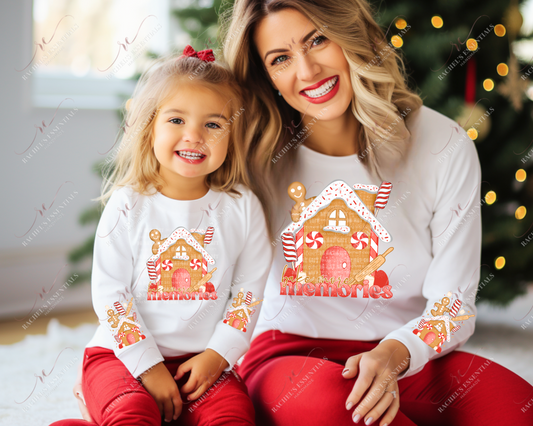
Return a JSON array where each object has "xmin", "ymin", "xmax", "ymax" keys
[
  {"xmin": 96, "ymin": 387, "xmax": 161, "ymax": 426},
  {"xmin": 245, "ymin": 355, "xmax": 358, "ymax": 426},
  {"xmin": 180, "ymin": 371, "xmax": 255, "ymax": 426}
]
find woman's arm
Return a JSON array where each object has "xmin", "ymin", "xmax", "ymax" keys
[{"xmin": 344, "ymin": 125, "xmax": 482, "ymax": 425}]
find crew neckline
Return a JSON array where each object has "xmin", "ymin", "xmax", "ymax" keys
[
  {"xmin": 154, "ymin": 187, "xmax": 218, "ymax": 206},
  {"xmin": 297, "ymin": 143, "xmax": 362, "ymax": 166}
]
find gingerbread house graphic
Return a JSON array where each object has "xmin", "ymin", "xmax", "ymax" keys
[
  {"xmin": 413, "ymin": 296, "xmax": 474, "ymax": 353},
  {"xmin": 147, "ymin": 226, "xmax": 215, "ymax": 294},
  {"xmin": 114, "ymin": 317, "xmax": 146, "ymax": 349},
  {"xmin": 281, "ymin": 181, "xmax": 391, "ymax": 284},
  {"xmin": 223, "ymin": 290, "xmax": 262, "ymax": 332}
]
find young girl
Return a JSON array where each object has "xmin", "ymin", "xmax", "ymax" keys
[{"xmin": 52, "ymin": 47, "xmax": 272, "ymax": 426}]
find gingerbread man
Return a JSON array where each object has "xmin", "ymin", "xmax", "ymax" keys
[
  {"xmin": 430, "ymin": 297, "xmax": 450, "ymax": 317},
  {"xmin": 106, "ymin": 309, "xmax": 120, "ymax": 328},
  {"xmin": 232, "ymin": 291, "xmax": 245, "ymax": 308},
  {"xmin": 288, "ymin": 182, "xmax": 315, "ymax": 222},
  {"xmin": 149, "ymin": 229, "xmax": 167, "ymax": 254}
]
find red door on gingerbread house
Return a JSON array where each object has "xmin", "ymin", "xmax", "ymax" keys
[
  {"xmin": 320, "ymin": 246, "xmax": 351, "ymax": 280},
  {"xmin": 172, "ymin": 268, "xmax": 191, "ymax": 290}
]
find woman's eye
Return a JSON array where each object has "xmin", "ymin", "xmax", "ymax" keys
[
  {"xmin": 206, "ymin": 122, "xmax": 222, "ymax": 129},
  {"xmin": 169, "ymin": 118, "xmax": 184, "ymax": 124},
  {"xmin": 311, "ymin": 35, "xmax": 327, "ymax": 46},
  {"xmin": 271, "ymin": 55, "xmax": 290, "ymax": 66}
]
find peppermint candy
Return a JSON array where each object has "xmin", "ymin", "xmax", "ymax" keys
[
  {"xmin": 351, "ymin": 232, "xmax": 368, "ymax": 250},
  {"xmin": 306, "ymin": 231, "xmax": 323, "ymax": 249},
  {"xmin": 161, "ymin": 260, "xmax": 173, "ymax": 271},
  {"xmin": 190, "ymin": 258, "xmax": 201, "ymax": 270}
]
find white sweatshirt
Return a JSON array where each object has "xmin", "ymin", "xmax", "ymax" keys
[
  {"xmin": 86, "ymin": 184, "xmax": 272, "ymax": 378},
  {"xmin": 253, "ymin": 105, "xmax": 482, "ymax": 379}
]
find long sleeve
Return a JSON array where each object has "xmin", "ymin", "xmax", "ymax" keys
[
  {"xmin": 91, "ymin": 190, "xmax": 164, "ymax": 378},
  {"xmin": 380, "ymin": 128, "xmax": 482, "ymax": 379},
  {"xmin": 205, "ymin": 191, "xmax": 273, "ymax": 370}
]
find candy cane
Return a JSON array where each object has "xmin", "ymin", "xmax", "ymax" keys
[
  {"xmin": 204, "ymin": 226, "xmax": 214, "ymax": 245},
  {"xmin": 295, "ymin": 228, "xmax": 304, "ymax": 270},
  {"xmin": 282, "ymin": 232, "xmax": 297, "ymax": 262},
  {"xmin": 114, "ymin": 301, "xmax": 125, "ymax": 316},
  {"xmin": 449, "ymin": 299, "xmax": 462, "ymax": 317},
  {"xmin": 245, "ymin": 292, "xmax": 252, "ymax": 305},
  {"xmin": 374, "ymin": 182, "xmax": 392, "ymax": 210}
]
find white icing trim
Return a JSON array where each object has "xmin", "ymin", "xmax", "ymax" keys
[
  {"xmin": 147, "ymin": 227, "xmax": 215, "ymax": 266},
  {"xmin": 322, "ymin": 225, "xmax": 350, "ymax": 234}
]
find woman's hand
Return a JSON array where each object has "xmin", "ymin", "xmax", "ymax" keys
[
  {"xmin": 343, "ymin": 339, "xmax": 410, "ymax": 425},
  {"xmin": 73, "ymin": 361, "xmax": 93, "ymax": 422},
  {"xmin": 139, "ymin": 362, "xmax": 182, "ymax": 422},
  {"xmin": 174, "ymin": 349, "xmax": 230, "ymax": 401}
]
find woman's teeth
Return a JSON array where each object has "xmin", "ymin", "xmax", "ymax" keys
[
  {"xmin": 177, "ymin": 151, "xmax": 205, "ymax": 160},
  {"xmin": 303, "ymin": 76, "xmax": 338, "ymax": 98}
]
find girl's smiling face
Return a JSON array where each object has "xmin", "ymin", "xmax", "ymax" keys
[
  {"xmin": 152, "ymin": 80, "xmax": 232, "ymax": 183},
  {"xmin": 254, "ymin": 8, "xmax": 353, "ymax": 121}
]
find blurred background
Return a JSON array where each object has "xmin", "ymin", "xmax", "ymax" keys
[{"xmin": 1, "ymin": 0, "xmax": 533, "ymax": 423}]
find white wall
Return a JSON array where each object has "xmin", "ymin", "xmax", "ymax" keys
[{"xmin": 0, "ymin": 0, "xmax": 121, "ymax": 319}]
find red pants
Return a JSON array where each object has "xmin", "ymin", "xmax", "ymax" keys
[
  {"xmin": 237, "ymin": 330, "xmax": 533, "ymax": 426},
  {"xmin": 50, "ymin": 346, "xmax": 255, "ymax": 426}
]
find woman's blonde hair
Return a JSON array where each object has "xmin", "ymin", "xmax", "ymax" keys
[
  {"xmin": 220, "ymin": 0, "xmax": 423, "ymax": 234},
  {"xmin": 99, "ymin": 53, "xmax": 248, "ymax": 204}
]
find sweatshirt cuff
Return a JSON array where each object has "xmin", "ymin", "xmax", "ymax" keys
[
  {"xmin": 116, "ymin": 335, "xmax": 165, "ymax": 379},
  {"xmin": 380, "ymin": 327, "xmax": 433, "ymax": 380},
  {"xmin": 205, "ymin": 324, "xmax": 249, "ymax": 371}
]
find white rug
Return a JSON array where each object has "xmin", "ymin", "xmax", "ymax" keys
[
  {"xmin": 1, "ymin": 303, "xmax": 533, "ymax": 426},
  {"xmin": 0, "ymin": 319, "xmax": 98, "ymax": 426}
]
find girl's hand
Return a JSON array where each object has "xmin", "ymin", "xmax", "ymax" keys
[
  {"xmin": 140, "ymin": 362, "xmax": 182, "ymax": 422},
  {"xmin": 343, "ymin": 340, "xmax": 410, "ymax": 425},
  {"xmin": 73, "ymin": 361, "xmax": 93, "ymax": 422},
  {"xmin": 174, "ymin": 349, "xmax": 230, "ymax": 401}
]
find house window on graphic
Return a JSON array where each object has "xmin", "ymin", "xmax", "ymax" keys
[
  {"xmin": 173, "ymin": 245, "xmax": 189, "ymax": 260},
  {"xmin": 328, "ymin": 209, "xmax": 347, "ymax": 227}
]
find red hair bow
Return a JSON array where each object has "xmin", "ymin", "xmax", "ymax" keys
[{"xmin": 182, "ymin": 45, "xmax": 215, "ymax": 62}]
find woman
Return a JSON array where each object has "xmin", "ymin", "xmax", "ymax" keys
[{"xmin": 219, "ymin": 0, "xmax": 533, "ymax": 425}]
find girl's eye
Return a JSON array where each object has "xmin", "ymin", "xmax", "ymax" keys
[
  {"xmin": 169, "ymin": 118, "xmax": 184, "ymax": 124},
  {"xmin": 271, "ymin": 55, "xmax": 290, "ymax": 66},
  {"xmin": 206, "ymin": 122, "xmax": 222, "ymax": 129}
]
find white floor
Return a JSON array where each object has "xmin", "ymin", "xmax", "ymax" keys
[{"xmin": 1, "ymin": 289, "xmax": 532, "ymax": 426}]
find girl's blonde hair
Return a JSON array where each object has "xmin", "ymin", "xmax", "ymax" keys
[
  {"xmin": 220, "ymin": 0, "xmax": 423, "ymax": 233},
  {"xmin": 99, "ymin": 54, "xmax": 248, "ymax": 204}
]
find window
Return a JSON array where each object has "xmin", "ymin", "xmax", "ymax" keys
[
  {"xmin": 174, "ymin": 245, "xmax": 189, "ymax": 260},
  {"xmin": 30, "ymin": 0, "xmax": 175, "ymax": 109},
  {"xmin": 328, "ymin": 209, "xmax": 347, "ymax": 227}
]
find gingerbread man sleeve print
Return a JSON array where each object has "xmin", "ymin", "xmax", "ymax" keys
[
  {"xmin": 380, "ymin": 126, "xmax": 482, "ymax": 379},
  {"xmin": 205, "ymin": 190, "xmax": 273, "ymax": 370},
  {"xmin": 92, "ymin": 189, "xmax": 164, "ymax": 378}
]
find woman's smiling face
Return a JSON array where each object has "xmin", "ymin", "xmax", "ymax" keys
[{"xmin": 254, "ymin": 8, "xmax": 353, "ymax": 121}]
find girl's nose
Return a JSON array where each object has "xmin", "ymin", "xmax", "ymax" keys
[{"xmin": 182, "ymin": 125, "xmax": 203, "ymax": 144}]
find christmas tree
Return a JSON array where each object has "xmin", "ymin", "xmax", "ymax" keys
[{"xmin": 370, "ymin": 0, "xmax": 533, "ymax": 305}]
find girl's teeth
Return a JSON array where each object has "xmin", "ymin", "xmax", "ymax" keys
[
  {"xmin": 303, "ymin": 76, "xmax": 338, "ymax": 98},
  {"xmin": 178, "ymin": 151, "xmax": 204, "ymax": 159}
]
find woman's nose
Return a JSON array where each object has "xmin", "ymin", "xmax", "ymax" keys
[{"xmin": 296, "ymin": 53, "xmax": 321, "ymax": 82}]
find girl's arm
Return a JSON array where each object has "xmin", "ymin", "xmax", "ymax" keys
[
  {"xmin": 204, "ymin": 189, "xmax": 273, "ymax": 370},
  {"xmin": 92, "ymin": 189, "xmax": 182, "ymax": 421},
  {"xmin": 92, "ymin": 188, "xmax": 165, "ymax": 378}
]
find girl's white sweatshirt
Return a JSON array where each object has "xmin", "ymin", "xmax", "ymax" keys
[{"xmin": 86, "ymin": 184, "xmax": 272, "ymax": 378}]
